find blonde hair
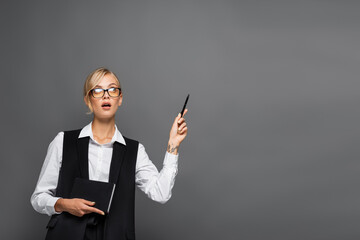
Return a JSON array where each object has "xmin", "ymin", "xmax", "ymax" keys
[{"xmin": 83, "ymin": 67, "xmax": 122, "ymax": 115}]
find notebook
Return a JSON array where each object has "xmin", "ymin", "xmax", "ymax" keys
[{"xmin": 70, "ymin": 177, "xmax": 116, "ymax": 214}]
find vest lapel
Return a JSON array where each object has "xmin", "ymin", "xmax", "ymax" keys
[
  {"xmin": 108, "ymin": 142, "xmax": 127, "ymax": 184},
  {"xmin": 77, "ymin": 136, "xmax": 90, "ymax": 179}
]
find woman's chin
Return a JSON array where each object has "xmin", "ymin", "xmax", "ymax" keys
[{"xmin": 95, "ymin": 111, "xmax": 116, "ymax": 119}]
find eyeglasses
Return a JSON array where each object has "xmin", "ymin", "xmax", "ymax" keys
[{"xmin": 90, "ymin": 87, "xmax": 121, "ymax": 98}]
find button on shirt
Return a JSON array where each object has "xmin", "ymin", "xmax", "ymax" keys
[{"xmin": 31, "ymin": 121, "xmax": 179, "ymax": 216}]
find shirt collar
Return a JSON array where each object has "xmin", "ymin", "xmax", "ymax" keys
[{"xmin": 78, "ymin": 121, "xmax": 126, "ymax": 146}]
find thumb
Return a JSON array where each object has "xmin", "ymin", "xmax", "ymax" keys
[{"xmin": 175, "ymin": 113, "xmax": 181, "ymax": 122}]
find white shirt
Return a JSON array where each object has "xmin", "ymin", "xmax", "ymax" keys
[{"xmin": 31, "ymin": 121, "xmax": 178, "ymax": 216}]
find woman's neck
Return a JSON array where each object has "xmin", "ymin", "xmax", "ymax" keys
[{"xmin": 91, "ymin": 118, "xmax": 116, "ymax": 144}]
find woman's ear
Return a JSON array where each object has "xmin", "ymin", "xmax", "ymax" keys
[
  {"xmin": 84, "ymin": 95, "xmax": 92, "ymax": 110},
  {"xmin": 118, "ymin": 93, "xmax": 123, "ymax": 107}
]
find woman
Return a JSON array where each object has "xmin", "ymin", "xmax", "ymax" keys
[{"xmin": 30, "ymin": 67, "xmax": 188, "ymax": 240}]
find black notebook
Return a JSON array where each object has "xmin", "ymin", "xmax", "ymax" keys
[{"xmin": 70, "ymin": 178, "xmax": 116, "ymax": 214}]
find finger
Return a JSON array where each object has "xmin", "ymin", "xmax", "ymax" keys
[
  {"xmin": 82, "ymin": 199, "xmax": 96, "ymax": 206},
  {"xmin": 87, "ymin": 206, "xmax": 105, "ymax": 215},
  {"xmin": 177, "ymin": 109, "xmax": 188, "ymax": 120},
  {"xmin": 177, "ymin": 117, "xmax": 185, "ymax": 125},
  {"xmin": 178, "ymin": 122, "xmax": 187, "ymax": 131},
  {"xmin": 178, "ymin": 127, "xmax": 187, "ymax": 135},
  {"xmin": 74, "ymin": 211, "xmax": 85, "ymax": 217}
]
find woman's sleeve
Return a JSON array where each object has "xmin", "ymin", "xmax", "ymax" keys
[
  {"xmin": 135, "ymin": 143, "xmax": 179, "ymax": 204},
  {"xmin": 30, "ymin": 131, "xmax": 64, "ymax": 216}
]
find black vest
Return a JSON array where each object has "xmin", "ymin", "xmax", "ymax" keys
[{"xmin": 45, "ymin": 129, "xmax": 139, "ymax": 240}]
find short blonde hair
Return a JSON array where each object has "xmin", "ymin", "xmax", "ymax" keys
[{"xmin": 83, "ymin": 67, "xmax": 122, "ymax": 115}]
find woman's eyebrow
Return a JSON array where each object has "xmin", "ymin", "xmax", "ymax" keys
[{"xmin": 94, "ymin": 83, "xmax": 118, "ymax": 88}]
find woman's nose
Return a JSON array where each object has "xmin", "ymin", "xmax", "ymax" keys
[{"xmin": 103, "ymin": 91, "xmax": 110, "ymax": 98}]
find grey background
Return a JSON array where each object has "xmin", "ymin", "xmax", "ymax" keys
[{"xmin": 1, "ymin": 0, "xmax": 360, "ymax": 239}]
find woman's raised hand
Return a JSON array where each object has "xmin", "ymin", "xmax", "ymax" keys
[
  {"xmin": 54, "ymin": 198, "xmax": 105, "ymax": 217},
  {"xmin": 167, "ymin": 109, "xmax": 188, "ymax": 155}
]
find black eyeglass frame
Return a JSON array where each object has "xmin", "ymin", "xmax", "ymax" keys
[{"xmin": 90, "ymin": 87, "xmax": 122, "ymax": 98}]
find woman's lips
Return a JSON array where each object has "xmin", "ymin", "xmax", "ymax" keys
[
  {"xmin": 101, "ymin": 102, "xmax": 112, "ymax": 110},
  {"xmin": 102, "ymin": 106, "xmax": 111, "ymax": 110}
]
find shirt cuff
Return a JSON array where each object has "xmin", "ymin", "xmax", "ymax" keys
[
  {"xmin": 47, "ymin": 197, "xmax": 62, "ymax": 215},
  {"xmin": 164, "ymin": 151, "xmax": 178, "ymax": 167}
]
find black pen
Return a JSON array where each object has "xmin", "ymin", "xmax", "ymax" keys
[{"xmin": 180, "ymin": 94, "xmax": 190, "ymax": 117}]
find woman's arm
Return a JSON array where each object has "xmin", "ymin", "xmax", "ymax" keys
[
  {"xmin": 135, "ymin": 143, "xmax": 178, "ymax": 203},
  {"xmin": 30, "ymin": 132, "xmax": 64, "ymax": 216},
  {"xmin": 30, "ymin": 131, "xmax": 104, "ymax": 217},
  {"xmin": 135, "ymin": 109, "xmax": 188, "ymax": 203}
]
